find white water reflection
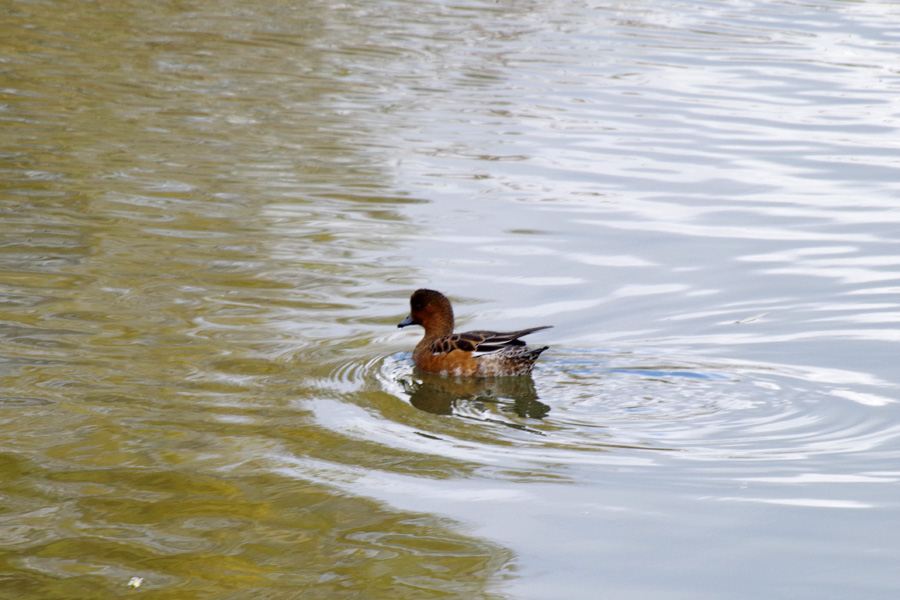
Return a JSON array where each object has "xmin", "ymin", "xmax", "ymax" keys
[{"xmin": 718, "ymin": 497, "xmax": 874, "ymax": 509}]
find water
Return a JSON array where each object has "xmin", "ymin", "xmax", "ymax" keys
[{"xmin": 2, "ymin": 0, "xmax": 900, "ymax": 598}]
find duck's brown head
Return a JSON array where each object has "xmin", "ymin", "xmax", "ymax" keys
[{"xmin": 398, "ymin": 288, "xmax": 455, "ymax": 337}]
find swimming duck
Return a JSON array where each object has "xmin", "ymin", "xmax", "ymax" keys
[{"xmin": 398, "ymin": 288, "xmax": 551, "ymax": 377}]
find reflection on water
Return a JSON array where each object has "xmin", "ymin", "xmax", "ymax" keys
[
  {"xmin": 3, "ymin": 0, "xmax": 900, "ymax": 598},
  {"xmin": 399, "ymin": 366, "xmax": 550, "ymax": 420}
]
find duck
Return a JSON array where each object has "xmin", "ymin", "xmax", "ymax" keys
[{"xmin": 398, "ymin": 288, "xmax": 551, "ymax": 377}]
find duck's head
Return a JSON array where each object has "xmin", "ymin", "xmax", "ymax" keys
[{"xmin": 398, "ymin": 288, "xmax": 455, "ymax": 336}]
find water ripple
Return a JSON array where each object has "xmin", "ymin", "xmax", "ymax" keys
[{"xmin": 307, "ymin": 348, "xmax": 900, "ymax": 472}]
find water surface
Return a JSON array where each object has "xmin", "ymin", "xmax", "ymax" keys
[{"xmin": 2, "ymin": 0, "xmax": 900, "ymax": 598}]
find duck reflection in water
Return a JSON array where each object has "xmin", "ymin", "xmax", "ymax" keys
[{"xmin": 401, "ymin": 371, "xmax": 551, "ymax": 420}]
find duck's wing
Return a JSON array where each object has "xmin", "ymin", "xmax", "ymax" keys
[{"xmin": 428, "ymin": 326, "xmax": 552, "ymax": 354}]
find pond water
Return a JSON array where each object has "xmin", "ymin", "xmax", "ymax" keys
[{"xmin": 2, "ymin": 0, "xmax": 899, "ymax": 598}]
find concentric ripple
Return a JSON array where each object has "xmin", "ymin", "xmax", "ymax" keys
[
  {"xmin": 310, "ymin": 348, "xmax": 900, "ymax": 468},
  {"xmin": 536, "ymin": 350, "xmax": 900, "ymax": 461}
]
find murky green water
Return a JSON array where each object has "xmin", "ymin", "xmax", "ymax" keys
[{"xmin": 3, "ymin": 0, "xmax": 900, "ymax": 598}]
